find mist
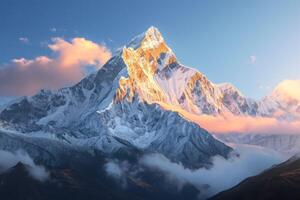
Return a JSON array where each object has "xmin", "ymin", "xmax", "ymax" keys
[
  {"xmin": 0, "ymin": 150, "xmax": 49, "ymax": 182},
  {"xmin": 140, "ymin": 144, "xmax": 286, "ymax": 199}
]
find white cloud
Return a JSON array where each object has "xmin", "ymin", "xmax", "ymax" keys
[
  {"xmin": 105, "ymin": 161, "xmax": 123, "ymax": 178},
  {"xmin": 0, "ymin": 150, "xmax": 49, "ymax": 182},
  {"xmin": 249, "ymin": 55, "xmax": 257, "ymax": 64},
  {"xmin": 140, "ymin": 144, "xmax": 286, "ymax": 199},
  {"xmin": 104, "ymin": 160, "xmax": 133, "ymax": 188},
  {"xmin": 19, "ymin": 37, "xmax": 29, "ymax": 44},
  {"xmin": 50, "ymin": 27, "xmax": 57, "ymax": 32}
]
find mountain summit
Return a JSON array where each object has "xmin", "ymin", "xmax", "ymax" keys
[{"xmin": 116, "ymin": 27, "xmax": 260, "ymax": 118}]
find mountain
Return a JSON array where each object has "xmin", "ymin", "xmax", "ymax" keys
[
  {"xmin": 209, "ymin": 155, "xmax": 300, "ymax": 200},
  {"xmin": 215, "ymin": 80, "xmax": 300, "ymax": 155},
  {"xmin": 217, "ymin": 133, "xmax": 300, "ymax": 155},
  {"xmin": 0, "ymin": 27, "xmax": 232, "ymax": 168}
]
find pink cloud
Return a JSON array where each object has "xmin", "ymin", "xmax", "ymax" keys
[
  {"xmin": 191, "ymin": 114, "xmax": 300, "ymax": 135},
  {"xmin": 159, "ymin": 102, "xmax": 300, "ymax": 135},
  {"xmin": 48, "ymin": 37, "xmax": 111, "ymax": 68},
  {"xmin": 0, "ymin": 37, "xmax": 112, "ymax": 96},
  {"xmin": 272, "ymin": 80, "xmax": 300, "ymax": 101}
]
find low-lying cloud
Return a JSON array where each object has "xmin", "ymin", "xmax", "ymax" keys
[
  {"xmin": 0, "ymin": 150, "xmax": 49, "ymax": 182},
  {"xmin": 192, "ymin": 114, "xmax": 300, "ymax": 134},
  {"xmin": 0, "ymin": 37, "xmax": 112, "ymax": 96},
  {"xmin": 104, "ymin": 159, "xmax": 142, "ymax": 188},
  {"xmin": 104, "ymin": 160, "xmax": 128, "ymax": 187},
  {"xmin": 140, "ymin": 144, "xmax": 286, "ymax": 199},
  {"xmin": 160, "ymin": 102, "xmax": 300, "ymax": 134}
]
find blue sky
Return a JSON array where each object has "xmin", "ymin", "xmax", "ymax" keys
[{"xmin": 1, "ymin": 0, "xmax": 300, "ymax": 99}]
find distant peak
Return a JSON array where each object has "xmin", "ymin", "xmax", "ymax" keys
[
  {"xmin": 217, "ymin": 82, "xmax": 245, "ymax": 97},
  {"xmin": 217, "ymin": 82, "xmax": 238, "ymax": 92}
]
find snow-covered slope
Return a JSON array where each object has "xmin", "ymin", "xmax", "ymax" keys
[{"xmin": 82, "ymin": 99, "xmax": 231, "ymax": 168}]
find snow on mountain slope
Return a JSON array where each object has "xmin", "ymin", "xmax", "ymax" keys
[
  {"xmin": 0, "ymin": 97, "xmax": 19, "ymax": 113},
  {"xmin": 0, "ymin": 128, "xmax": 98, "ymax": 167},
  {"xmin": 80, "ymin": 99, "xmax": 231, "ymax": 168},
  {"xmin": 217, "ymin": 83, "xmax": 258, "ymax": 116}
]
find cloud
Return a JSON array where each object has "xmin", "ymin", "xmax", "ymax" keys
[
  {"xmin": 192, "ymin": 114, "xmax": 300, "ymax": 134},
  {"xmin": 48, "ymin": 37, "xmax": 111, "ymax": 68},
  {"xmin": 19, "ymin": 37, "xmax": 29, "ymax": 44},
  {"xmin": 0, "ymin": 37, "xmax": 112, "ymax": 96},
  {"xmin": 159, "ymin": 99, "xmax": 300, "ymax": 135},
  {"xmin": 50, "ymin": 27, "xmax": 57, "ymax": 32},
  {"xmin": 249, "ymin": 55, "xmax": 256, "ymax": 64},
  {"xmin": 140, "ymin": 144, "xmax": 285, "ymax": 199},
  {"xmin": 105, "ymin": 161, "xmax": 123, "ymax": 178},
  {"xmin": 273, "ymin": 80, "xmax": 300, "ymax": 101},
  {"xmin": 104, "ymin": 159, "xmax": 139, "ymax": 188},
  {"xmin": 0, "ymin": 150, "xmax": 49, "ymax": 182}
]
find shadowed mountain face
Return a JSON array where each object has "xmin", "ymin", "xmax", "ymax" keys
[
  {"xmin": 0, "ymin": 159, "xmax": 202, "ymax": 200},
  {"xmin": 209, "ymin": 156, "xmax": 300, "ymax": 200}
]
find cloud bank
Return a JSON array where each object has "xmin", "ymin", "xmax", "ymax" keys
[
  {"xmin": 191, "ymin": 114, "xmax": 300, "ymax": 134},
  {"xmin": 160, "ymin": 101, "xmax": 300, "ymax": 134},
  {"xmin": 140, "ymin": 144, "xmax": 285, "ymax": 199},
  {"xmin": 0, "ymin": 150, "xmax": 49, "ymax": 182},
  {"xmin": 0, "ymin": 37, "xmax": 111, "ymax": 96}
]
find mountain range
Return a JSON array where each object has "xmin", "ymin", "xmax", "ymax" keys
[{"xmin": 0, "ymin": 26, "xmax": 300, "ymax": 199}]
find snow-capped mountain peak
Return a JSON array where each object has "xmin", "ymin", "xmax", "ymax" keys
[
  {"xmin": 126, "ymin": 26, "xmax": 165, "ymax": 50},
  {"xmin": 115, "ymin": 29, "xmax": 259, "ymax": 118}
]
